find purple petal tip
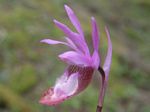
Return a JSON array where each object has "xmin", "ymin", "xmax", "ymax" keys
[
  {"xmin": 64, "ymin": 5, "xmax": 73, "ymax": 14},
  {"xmin": 53, "ymin": 19, "xmax": 57, "ymax": 23},
  {"xmin": 91, "ymin": 17, "xmax": 95, "ymax": 21},
  {"xmin": 91, "ymin": 17, "xmax": 97, "ymax": 24},
  {"xmin": 64, "ymin": 4, "xmax": 68, "ymax": 8},
  {"xmin": 64, "ymin": 4, "xmax": 69, "ymax": 9},
  {"xmin": 40, "ymin": 40, "xmax": 45, "ymax": 43}
]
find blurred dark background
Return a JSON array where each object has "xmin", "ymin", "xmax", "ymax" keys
[{"xmin": 0, "ymin": 0, "xmax": 149, "ymax": 112}]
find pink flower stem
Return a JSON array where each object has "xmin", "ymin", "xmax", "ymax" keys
[
  {"xmin": 96, "ymin": 67, "xmax": 107, "ymax": 112},
  {"xmin": 96, "ymin": 105, "xmax": 102, "ymax": 112}
]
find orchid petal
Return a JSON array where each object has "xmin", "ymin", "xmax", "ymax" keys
[
  {"xmin": 53, "ymin": 20, "xmax": 86, "ymax": 53},
  {"xmin": 92, "ymin": 50, "xmax": 100, "ymax": 69},
  {"xmin": 54, "ymin": 72, "xmax": 78, "ymax": 96},
  {"xmin": 103, "ymin": 27, "xmax": 112, "ymax": 80},
  {"xmin": 39, "ymin": 72, "xmax": 78, "ymax": 106},
  {"xmin": 91, "ymin": 17, "xmax": 100, "ymax": 51},
  {"xmin": 64, "ymin": 5, "xmax": 90, "ymax": 56},
  {"xmin": 41, "ymin": 39, "xmax": 83, "ymax": 52},
  {"xmin": 54, "ymin": 19, "xmax": 76, "ymax": 39},
  {"xmin": 39, "ymin": 65, "xmax": 94, "ymax": 106},
  {"xmin": 40, "ymin": 39, "xmax": 68, "ymax": 46},
  {"xmin": 65, "ymin": 37, "xmax": 82, "ymax": 53},
  {"xmin": 64, "ymin": 5, "xmax": 84, "ymax": 39},
  {"xmin": 59, "ymin": 51, "xmax": 91, "ymax": 66}
]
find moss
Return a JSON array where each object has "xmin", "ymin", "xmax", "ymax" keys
[
  {"xmin": 130, "ymin": 69, "xmax": 150, "ymax": 89},
  {"xmin": 5, "ymin": 31, "xmax": 30, "ymax": 50},
  {"xmin": 9, "ymin": 64, "xmax": 38, "ymax": 93},
  {"xmin": 141, "ymin": 105, "xmax": 150, "ymax": 112},
  {"xmin": 124, "ymin": 28, "xmax": 143, "ymax": 43},
  {"xmin": 136, "ymin": 0, "xmax": 150, "ymax": 9},
  {"xmin": 0, "ymin": 84, "xmax": 35, "ymax": 112}
]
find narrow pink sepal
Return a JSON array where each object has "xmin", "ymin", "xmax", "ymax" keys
[
  {"xmin": 53, "ymin": 19, "xmax": 86, "ymax": 53},
  {"xmin": 65, "ymin": 37, "xmax": 83, "ymax": 53},
  {"xmin": 53, "ymin": 19, "xmax": 76, "ymax": 39},
  {"xmin": 103, "ymin": 26, "xmax": 112, "ymax": 80},
  {"xmin": 64, "ymin": 5, "xmax": 90, "ymax": 56},
  {"xmin": 91, "ymin": 17, "xmax": 100, "ymax": 51},
  {"xmin": 64, "ymin": 5, "xmax": 84, "ymax": 39},
  {"xmin": 40, "ymin": 39, "xmax": 68, "ymax": 46}
]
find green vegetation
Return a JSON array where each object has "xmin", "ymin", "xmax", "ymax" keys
[
  {"xmin": 9, "ymin": 64, "xmax": 38, "ymax": 93},
  {"xmin": 0, "ymin": 0, "xmax": 149, "ymax": 112}
]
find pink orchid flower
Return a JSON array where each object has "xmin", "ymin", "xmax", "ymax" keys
[{"xmin": 39, "ymin": 5, "xmax": 112, "ymax": 112}]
